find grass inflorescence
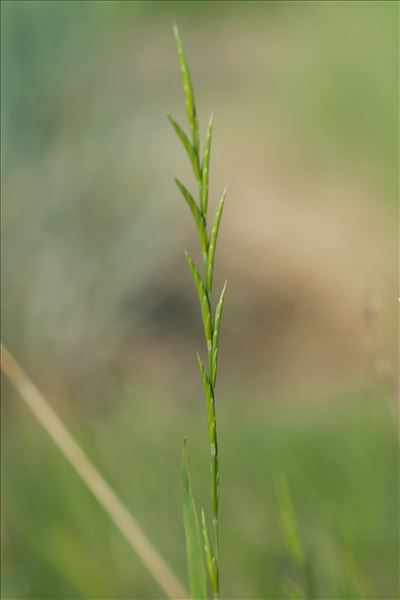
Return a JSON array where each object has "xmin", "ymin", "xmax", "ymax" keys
[{"xmin": 169, "ymin": 25, "xmax": 227, "ymax": 600}]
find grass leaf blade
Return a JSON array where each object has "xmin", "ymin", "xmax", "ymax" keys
[
  {"xmin": 274, "ymin": 474, "xmax": 305, "ymax": 569},
  {"xmin": 206, "ymin": 187, "xmax": 226, "ymax": 294},
  {"xmin": 173, "ymin": 24, "xmax": 200, "ymax": 156},
  {"xmin": 185, "ymin": 251, "xmax": 212, "ymax": 345},
  {"xmin": 211, "ymin": 281, "xmax": 227, "ymax": 387},
  {"xmin": 201, "ymin": 115, "xmax": 213, "ymax": 215},
  {"xmin": 168, "ymin": 115, "xmax": 201, "ymax": 182},
  {"xmin": 283, "ymin": 581, "xmax": 305, "ymax": 600},
  {"xmin": 182, "ymin": 440, "xmax": 208, "ymax": 599},
  {"xmin": 201, "ymin": 509, "xmax": 218, "ymax": 595},
  {"xmin": 175, "ymin": 179, "xmax": 208, "ymax": 254},
  {"xmin": 197, "ymin": 353, "xmax": 214, "ymax": 433}
]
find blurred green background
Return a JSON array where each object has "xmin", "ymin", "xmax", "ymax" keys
[{"xmin": 1, "ymin": 1, "xmax": 398, "ymax": 598}]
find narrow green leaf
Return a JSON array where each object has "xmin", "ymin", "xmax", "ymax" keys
[
  {"xmin": 175, "ymin": 179, "xmax": 208, "ymax": 254},
  {"xmin": 206, "ymin": 187, "xmax": 226, "ymax": 294},
  {"xmin": 173, "ymin": 24, "xmax": 200, "ymax": 156},
  {"xmin": 283, "ymin": 581, "xmax": 305, "ymax": 600},
  {"xmin": 210, "ymin": 347, "xmax": 218, "ymax": 393},
  {"xmin": 274, "ymin": 474, "xmax": 305, "ymax": 569},
  {"xmin": 185, "ymin": 251, "xmax": 212, "ymax": 344},
  {"xmin": 304, "ymin": 554, "xmax": 316, "ymax": 600},
  {"xmin": 201, "ymin": 509, "xmax": 218, "ymax": 594},
  {"xmin": 168, "ymin": 115, "xmax": 201, "ymax": 182},
  {"xmin": 210, "ymin": 415, "xmax": 219, "ymax": 523},
  {"xmin": 210, "ymin": 282, "xmax": 227, "ymax": 387},
  {"xmin": 200, "ymin": 114, "xmax": 213, "ymax": 215},
  {"xmin": 182, "ymin": 440, "xmax": 208, "ymax": 599},
  {"xmin": 197, "ymin": 353, "xmax": 214, "ymax": 433}
]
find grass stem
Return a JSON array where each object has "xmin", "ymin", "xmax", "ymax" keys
[{"xmin": 170, "ymin": 26, "xmax": 227, "ymax": 599}]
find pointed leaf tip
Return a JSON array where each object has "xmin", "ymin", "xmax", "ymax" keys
[
  {"xmin": 168, "ymin": 116, "xmax": 201, "ymax": 181},
  {"xmin": 173, "ymin": 23, "xmax": 180, "ymax": 39},
  {"xmin": 205, "ymin": 189, "xmax": 226, "ymax": 293},
  {"xmin": 210, "ymin": 282, "xmax": 226, "ymax": 387},
  {"xmin": 174, "ymin": 179, "xmax": 206, "ymax": 252},
  {"xmin": 200, "ymin": 115, "xmax": 214, "ymax": 215},
  {"xmin": 173, "ymin": 23, "xmax": 199, "ymax": 156}
]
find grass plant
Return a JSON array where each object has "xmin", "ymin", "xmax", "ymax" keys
[
  {"xmin": 169, "ymin": 25, "xmax": 227, "ymax": 600},
  {"xmin": 1, "ymin": 11, "xmax": 397, "ymax": 599}
]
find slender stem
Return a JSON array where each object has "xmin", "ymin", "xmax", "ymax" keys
[
  {"xmin": 200, "ymin": 173, "xmax": 220, "ymax": 600},
  {"xmin": 210, "ymin": 396, "xmax": 219, "ymax": 598}
]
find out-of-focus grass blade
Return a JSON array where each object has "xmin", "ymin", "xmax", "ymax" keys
[
  {"xmin": 200, "ymin": 115, "xmax": 213, "ymax": 215},
  {"xmin": 168, "ymin": 115, "xmax": 201, "ymax": 183},
  {"xmin": 275, "ymin": 475, "xmax": 318, "ymax": 599},
  {"xmin": 0, "ymin": 343, "xmax": 189, "ymax": 600},
  {"xmin": 304, "ymin": 554, "xmax": 316, "ymax": 600},
  {"xmin": 206, "ymin": 188, "xmax": 226, "ymax": 294},
  {"xmin": 185, "ymin": 251, "xmax": 212, "ymax": 346},
  {"xmin": 274, "ymin": 474, "xmax": 305, "ymax": 569},
  {"xmin": 175, "ymin": 179, "xmax": 208, "ymax": 254},
  {"xmin": 283, "ymin": 581, "xmax": 305, "ymax": 600},
  {"xmin": 341, "ymin": 547, "xmax": 376, "ymax": 600},
  {"xmin": 182, "ymin": 440, "xmax": 208, "ymax": 599},
  {"xmin": 210, "ymin": 282, "xmax": 227, "ymax": 387},
  {"xmin": 201, "ymin": 509, "xmax": 218, "ymax": 595},
  {"xmin": 173, "ymin": 24, "xmax": 199, "ymax": 156}
]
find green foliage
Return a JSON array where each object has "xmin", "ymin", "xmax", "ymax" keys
[
  {"xmin": 200, "ymin": 115, "xmax": 213, "ymax": 215},
  {"xmin": 2, "ymin": 3, "xmax": 397, "ymax": 598},
  {"xmin": 274, "ymin": 474, "xmax": 316, "ymax": 600},
  {"xmin": 168, "ymin": 116, "xmax": 201, "ymax": 182},
  {"xmin": 197, "ymin": 354, "xmax": 214, "ymax": 435},
  {"xmin": 201, "ymin": 509, "xmax": 218, "ymax": 597},
  {"xmin": 274, "ymin": 475, "xmax": 305, "ymax": 569},
  {"xmin": 184, "ymin": 251, "xmax": 213, "ymax": 346},
  {"xmin": 206, "ymin": 190, "xmax": 226, "ymax": 295},
  {"xmin": 170, "ymin": 25, "xmax": 227, "ymax": 599},
  {"xmin": 175, "ymin": 180, "xmax": 208, "ymax": 254},
  {"xmin": 173, "ymin": 24, "xmax": 200, "ymax": 158},
  {"xmin": 181, "ymin": 440, "xmax": 208, "ymax": 599},
  {"xmin": 210, "ymin": 282, "xmax": 226, "ymax": 388},
  {"xmin": 3, "ymin": 389, "xmax": 397, "ymax": 599}
]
